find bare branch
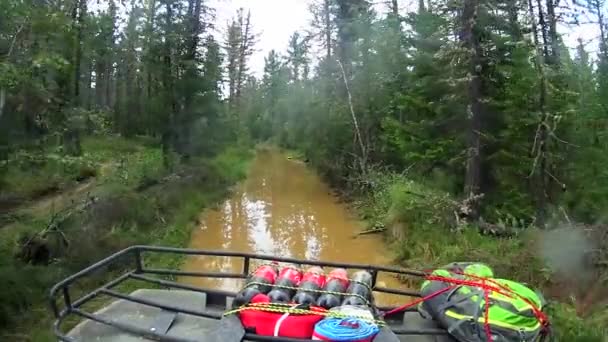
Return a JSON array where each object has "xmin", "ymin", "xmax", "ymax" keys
[
  {"xmin": 529, "ymin": 149, "xmax": 541, "ymax": 177},
  {"xmin": 550, "ymin": 132, "xmax": 580, "ymax": 147},
  {"xmin": 7, "ymin": 24, "xmax": 25, "ymax": 57},
  {"xmin": 545, "ymin": 169, "xmax": 566, "ymax": 190},
  {"xmin": 1, "ymin": 23, "xmax": 26, "ymax": 120},
  {"xmin": 337, "ymin": 59, "xmax": 367, "ymax": 171}
]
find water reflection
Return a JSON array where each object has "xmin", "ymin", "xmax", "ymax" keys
[{"xmin": 180, "ymin": 149, "xmax": 406, "ymax": 305}]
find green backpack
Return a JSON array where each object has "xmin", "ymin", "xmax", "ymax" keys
[{"xmin": 419, "ymin": 263, "xmax": 548, "ymax": 342}]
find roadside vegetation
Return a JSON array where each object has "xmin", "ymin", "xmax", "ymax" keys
[
  {"xmin": 3, "ymin": 0, "xmax": 608, "ymax": 340},
  {"xmin": 2, "ymin": 0, "xmax": 253, "ymax": 338},
  {"xmin": 345, "ymin": 171, "xmax": 606, "ymax": 340},
  {"xmin": 239, "ymin": 0, "xmax": 608, "ymax": 339},
  {"xmin": 0, "ymin": 134, "xmax": 252, "ymax": 341}
]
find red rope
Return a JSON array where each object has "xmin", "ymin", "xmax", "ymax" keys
[
  {"xmin": 450, "ymin": 271, "xmax": 550, "ymax": 328},
  {"xmin": 382, "ymin": 285, "xmax": 457, "ymax": 317},
  {"xmin": 383, "ymin": 271, "xmax": 550, "ymax": 341},
  {"xmin": 483, "ymin": 279, "xmax": 492, "ymax": 341}
]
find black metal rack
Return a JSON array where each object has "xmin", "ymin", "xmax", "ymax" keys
[{"xmin": 49, "ymin": 245, "xmax": 448, "ymax": 341}]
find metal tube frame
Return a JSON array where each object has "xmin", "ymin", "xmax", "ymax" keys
[{"xmin": 49, "ymin": 245, "xmax": 444, "ymax": 341}]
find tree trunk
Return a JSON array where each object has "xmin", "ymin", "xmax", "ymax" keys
[
  {"xmin": 144, "ymin": 0, "xmax": 156, "ymax": 125},
  {"xmin": 460, "ymin": 0, "xmax": 483, "ymax": 219},
  {"xmin": 162, "ymin": 0, "xmax": 176, "ymax": 154},
  {"xmin": 106, "ymin": 63, "xmax": 113, "ymax": 107},
  {"xmin": 390, "ymin": 0, "xmax": 401, "ymax": 35},
  {"xmin": 599, "ymin": 8, "xmax": 607, "ymax": 58},
  {"xmin": 236, "ymin": 10, "xmax": 252, "ymax": 111},
  {"xmin": 418, "ymin": 0, "xmax": 426, "ymax": 12},
  {"xmin": 95, "ymin": 62, "xmax": 105, "ymax": 107},
  {"xmin": 536, "ymin": 0, "xmax": 550, "ymax": 58},
  {"xmin": 72, "ymin": 0, "xmax": 86, "ymax": 103},
  {"xmin": 187, "ymin": 0, "xmax": 202, "ymax": 61},
  {"xmin": 0, "ymin": 89, "xmax": 6, "ymax": 120},
  {"xmin": 528, "ymin": 0, "xmax": 549, "ymax": 228},
  {"xmin": 545, "ymin": 0, "xmax": 559, "ymax": 63},
  {"xmin": 337, "ymin": 1, "xmax": 354, "ymax": 76},
  {"xmin": 506, "ymin": 0, "xmax": 522, "ymax": 39},
  {"xmin": 325, "ymin": 0, "xmax": 332, "ymax": 59}
]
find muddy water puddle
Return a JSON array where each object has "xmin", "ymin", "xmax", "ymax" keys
[{"xmin": 180, "ymin": 149, "xmax": 408, "ymax": 305}]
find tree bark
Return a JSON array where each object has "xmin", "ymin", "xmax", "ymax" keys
[
  {"xmin": 391, "ymin": 0, "xmax": 399, "ymax": 16},
  {"xmin": 105, "ymin": 0, "xmax": 117, "ymax": 108},
  {"xmin": 161, "ymin": 0, "xmax": 177, "ymax": 157},
  {"xmin": 95, "ymin": 62, "xmax": 105, "ymax": 108},
  {"xmin": 325, "ymin": 0, "xmax": 332, "ymax": 59},
  {"xmin": 390, "ymin": 0, "xmax": 401, "ymax": 34},
  {"xmin": 545, "ymin": 0, "xmax": 559, "ymax": 63},
  {"xmin": 145, "ymin": 0, "xmax": 156, "ymax": 113},
  {"xmin": 536, "ymin": 0, "xmax": 550, "ymax": 58},
  {"xmin": 460, "ymin": 0, "xmax": 483, "ymax": 219},
  {"xmin": 84, "ymin": 60, "xmax": 92, "ymax": 109},
  {"xmin": 0, "ymin": 89, "xmax": 6, "ymax": 120},
  {"xmin": 592, "ymin": 0, "xmax": 606, "ymax": 60},
  {"xmin": 187, "ymin": 0, "xmax": 203, "ymax": 61},
  {"xmin": 418, "ymin": 0, "xmax": 425, "ymax": 12},
  {"xmin": 72, "ymin": 0, "xmax": 86, "ymax": 103},
  {"xmin": 236, "ymin": 10, "xmax": 252, "ymax": 110},
  {"xmin": 528, "ymin": 0, "xmax": 549, "ymax": 228}
]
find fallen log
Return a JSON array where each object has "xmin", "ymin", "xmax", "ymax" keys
[{"xmin": 354, "ymin": 227, "xmax": 387, "ymax": 237}]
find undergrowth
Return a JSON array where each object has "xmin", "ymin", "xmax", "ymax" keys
[
  {"xmin": 0, "ymin": 137, "xmax": 253, "ymax": 341},
  {"xmin": 0, "ymin": 135, "xmax": 152, "ymax": 201},
  {"xmin": 352, "ymin": 171, "xmax": 607, "ymax": 341}
]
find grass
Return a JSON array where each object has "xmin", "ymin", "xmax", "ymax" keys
[
  {"xmin": 0, "ymin": 135, "xmax": 151, "ymax": 201},
  {"xmin": 0, "ymin": 137, "xmax": 253, "ymax": 341},
  {"xmin": 350, "ymin": 171, "xmax": 607, "ymax": 341},
  {"xmin": 0, "ymin": 152, "xmax": 95, "ymax": 200}
]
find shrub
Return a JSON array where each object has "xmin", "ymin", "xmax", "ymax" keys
[
  {"xmin": 548, "ymin": 303, "xmax": 607, "ymax": 341},
  {"xmin": 0, "ymin": 150, "xmax": 96, "ymax": 199},
  {"xmin": 386, "ymin": 179, "xmax": 454, "ymax": 230},
  {"xmin": 0, "ymin": 263, "xmax": 64, "ymax": 328},
  {"xmin": 209, "ymin": 146, "xmax": 252, "ymax": 184},
  {"xmin": 354, "ymin": 171, "xmax": 454, "ymax": 232}
]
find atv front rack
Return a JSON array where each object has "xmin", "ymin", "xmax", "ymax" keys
[{"xmin": 49, "ymin": 245, "xmax": 449, "ymax": 341}]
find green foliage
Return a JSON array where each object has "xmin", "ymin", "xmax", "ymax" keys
[
  {"xmin": 2, "ymin": 0, "xmax": 608, "ymax": 338},
  {"xmin": 0, "ymin": 150, "xmax": 96, "ymax": 199},
  {"xmin": 548, "ymin": 303, "xmax": 607, "ymax": 341},
  {"xmin": 357, "ymin": 171, "xmax": 454, "ymax": 229},
  {"xmin": 101, "ymin": 148, "xmax": 165, "ymax": 188},
  {"xmin": 355, "ymin": 172, "xmax": 545, "ymax": 285},
  {"xmin": 386, "ymin": 180, "xmax": 453, "ymax": 229},
  {"xmin": 209, "ymin": 146, "xmax": 253, "ymax": 184},
  {"xmin": 0, "ymin": 136, "xmax": 253, "ymax": 338},
  {"xmin": 0, "ymin": 263, "xmax": 65, "ymax": 329}
]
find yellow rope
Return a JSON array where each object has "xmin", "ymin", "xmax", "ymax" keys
[{"xmin": 224, "ymin": 303, "xmax": 386, "ymax": 326}]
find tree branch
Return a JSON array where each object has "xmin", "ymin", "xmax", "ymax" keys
[
  {"xmin": 1, "ymin": 24, "xmax": 25, "ymax": 120},
  {"xmin": 6, "ymin": 24, "xmax": 25, "ymax": 58}
]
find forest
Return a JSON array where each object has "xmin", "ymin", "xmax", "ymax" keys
[{"xmin": 1, "ymin": 0, "xmax": 607, "ymax": 340}]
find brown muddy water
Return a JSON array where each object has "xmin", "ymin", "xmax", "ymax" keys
[{"xmin": 181, "ymin": 148, "xmax": 407, "ymax": 305}]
